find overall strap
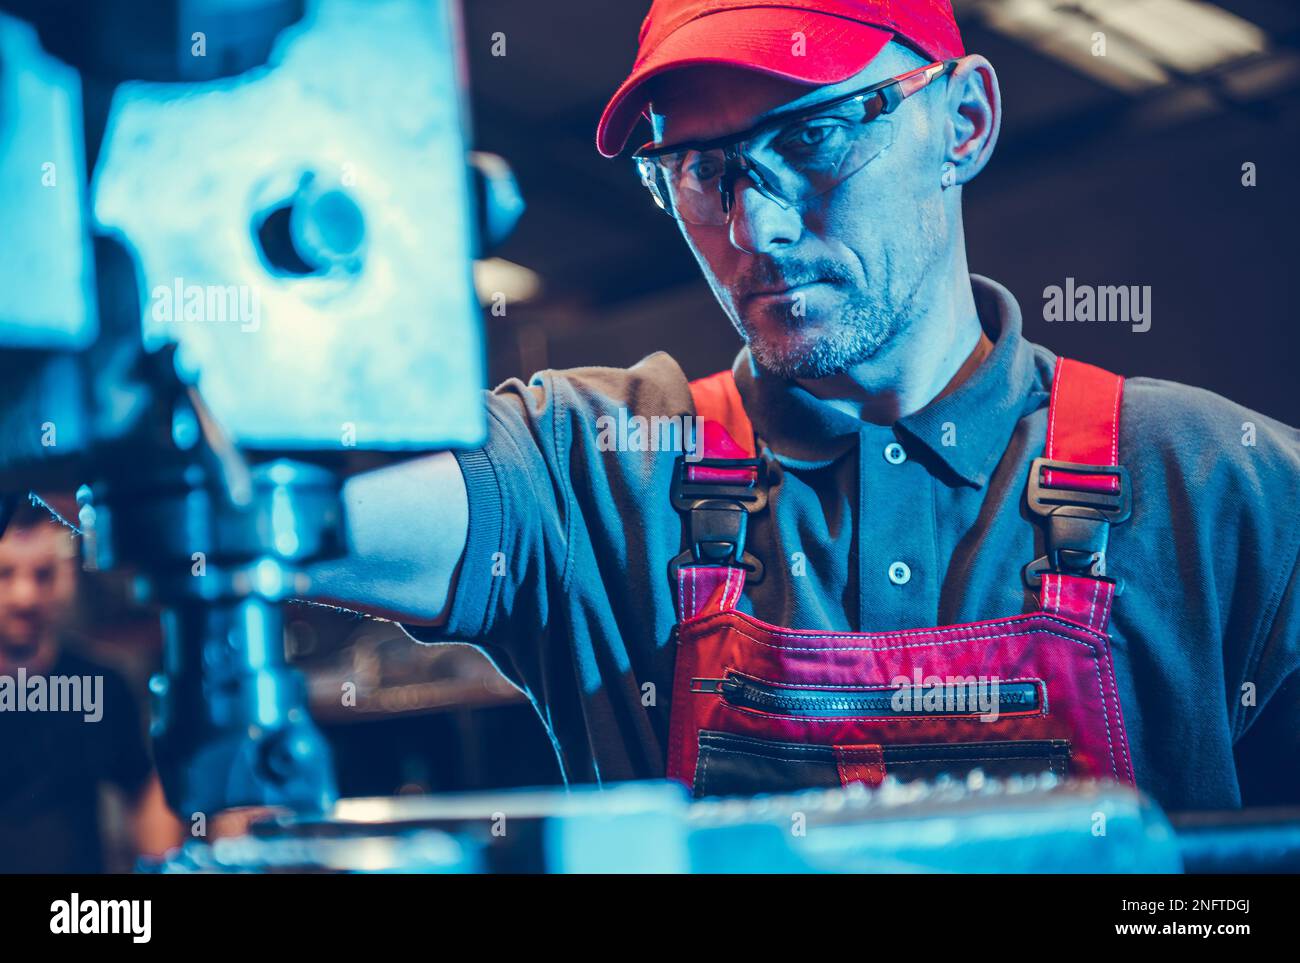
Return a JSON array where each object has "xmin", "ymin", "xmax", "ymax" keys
[
  {"xmin": 688, "ymin": 370, "xmax": 755, "ymax": 459},
  {"xmin": 672, "ymin": 371, "xmax": 766, "ymax": 620},
  {"xmin": 1028, "ymin": 357, "xmax": 1131, "ymax": 632}
]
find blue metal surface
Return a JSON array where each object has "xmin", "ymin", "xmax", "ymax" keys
[
  {"xmin": 0, "ymin": 13, "xmax": 98, "ymax": 348},
  {"xmin": 91, "ymin": 0, "xmax": 485, "ymax": 450},
  {"xmin": 154, "ymin": 777, "xmax": 1190, "ymax": 874}
]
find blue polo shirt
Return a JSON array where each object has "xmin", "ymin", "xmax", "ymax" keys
[{"xmin": 406, "ymin": 274, "xmax": 1300, "ymax": 812}]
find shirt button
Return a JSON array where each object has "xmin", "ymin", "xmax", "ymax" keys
[
  {"xmin": 888, "ymin": 561, "xmax": 912, "ymax": 585},
  {"xmin": 883, "ymin": 442, "xmax": 907, "ymax": 465}
]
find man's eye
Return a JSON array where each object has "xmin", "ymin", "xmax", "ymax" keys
[
  {"xmin": 777, "ymin": 121, "xmax": 845, "ymax": 153},
  {"xmin": 684, "ymin": 152, "xmax": 723, "ymax": 183}
]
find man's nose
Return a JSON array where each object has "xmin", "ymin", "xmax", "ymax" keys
[
  {"xmin": 8, "ymin": 574, "xmax": 43, "ymax": 609},
  {"xmin": 726, "ymin": 177, "xmax": 802, "ymax": 254}
]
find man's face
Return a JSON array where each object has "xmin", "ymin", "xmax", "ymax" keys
[
  {"xmin": 0, "ymin": 523, "xmax": 77, "ymax": 661},
  {"xmin": 649, "ymin": 44, "xmax": 954, "ymax": 379}
]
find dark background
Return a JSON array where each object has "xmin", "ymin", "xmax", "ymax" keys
[{"xmin": 464, "ymin": 0, "xmax": 1300, "ymax": 427}]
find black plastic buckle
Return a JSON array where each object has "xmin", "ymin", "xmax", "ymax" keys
[
  {"xmin": 668, "ymin": 504, "xmax": 765, "ymax": 582},
  {"xmin": 1023, "ymin": 457, "xmax": 1130, "ymax": 591},
  {"xmin": 1027, "ymin": 457, "xmax": 1130, "ymax": 520},
  {"xmin": 669, "ymin": 455, "xmax": 767, "ymax": 584},
  {"xmin": 670, "ymin": 455, "xmax": 767, "ymax": 512}
]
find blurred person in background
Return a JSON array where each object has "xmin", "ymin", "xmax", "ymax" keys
[{"xmin": 0, "ymin": 500, "xmax": 181, "ymax": 873}]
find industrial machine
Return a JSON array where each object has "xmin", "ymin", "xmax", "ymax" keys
[
  {"xmin": 149, "ymin": 774, "xmax": 1300, "ymax": 874},
  {"xmin": 0, "ymin": 0, "xmax": 497, "ymax": 820}
]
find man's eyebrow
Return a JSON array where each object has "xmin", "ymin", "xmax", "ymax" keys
[
  {"xmin": 730, "ymin": 79, "xmax": 887, "ymax": 136},
  {"xmin": 651, "ymin": 72, "xmax": 892, "ymax": 151},
  {"xmin": 756, "ymin": 77, "xmax": 889, "ymax": 123}
]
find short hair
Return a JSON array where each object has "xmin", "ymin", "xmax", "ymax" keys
[{"xmin": 3, "ymin": 497, "xmax": 62, "ymax": 534}]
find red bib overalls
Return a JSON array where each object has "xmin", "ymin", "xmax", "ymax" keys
[{"xmin": 666, "ymin": 357, "xmax": 1136, "ymax": 797}]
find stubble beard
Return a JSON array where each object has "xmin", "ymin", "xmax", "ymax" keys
[{"xmin": 737, "ymin": 285, "xmax": 918, "ymax": 380}]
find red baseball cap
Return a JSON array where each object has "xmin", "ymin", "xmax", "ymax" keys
[{"xmin": 597, "ymin": 0, "xmax": 965, "ymax": 157}]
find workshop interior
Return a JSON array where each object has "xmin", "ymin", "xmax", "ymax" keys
[{"xmin": 1, "ymin": 0, "xmax": 1298, "ymax": 877}]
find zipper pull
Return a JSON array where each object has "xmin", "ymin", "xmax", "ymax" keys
[
  {"xmin": 690, "ymin": 675, "xmax": 745, "ymax": 700},
  {"xmin": 689, "ymin": 678, "xmax": 728, "ymax": 693}
]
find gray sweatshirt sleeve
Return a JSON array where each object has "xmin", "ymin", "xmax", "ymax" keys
[{"xmin": 403, "ymin": 350, "xmax": 694, "ymax": 661}]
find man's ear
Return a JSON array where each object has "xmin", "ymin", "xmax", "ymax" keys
[{"xmin": 944, "ymin": 55, "xmax": 1001, "ymax": 185}]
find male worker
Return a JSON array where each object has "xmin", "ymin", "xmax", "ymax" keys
[
  {"xmin": 0, "ymin": 501, "xmax": 180, "ymax": 872},
  {"xmin": 310, "ymin": 0, "xmax": 1300, "ymax": 810}
]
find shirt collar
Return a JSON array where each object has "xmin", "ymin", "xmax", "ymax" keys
[{"xmin": 731, "ymin": 274, "xmax": 1048, "ymax": 488}]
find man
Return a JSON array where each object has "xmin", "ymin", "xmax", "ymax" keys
[
  {"xmin": 0, "ymin": 501, "xmax": 180, "ymax": 872},
  {"xmin": 309, "ymin": 0, "xmax": 1300, "ymax": 810}
]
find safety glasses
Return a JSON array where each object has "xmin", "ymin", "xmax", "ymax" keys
[{"xmin": 633, "ymin": 59, "xmax": 958, "ymax": 225}]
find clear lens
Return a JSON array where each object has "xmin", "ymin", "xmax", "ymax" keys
[{"xmin": 638, "ymin": 92, "xmax": 893, "ymax": 226}]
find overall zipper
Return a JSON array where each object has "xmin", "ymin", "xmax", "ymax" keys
[{"xmin": 690, "ymin": 672, "xmax": 1041, "ymax": 718}]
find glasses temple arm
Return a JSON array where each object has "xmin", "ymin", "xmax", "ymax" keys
[{"xmin": 882, "ymin": 59, "xmax": 959, "ymax": 113}]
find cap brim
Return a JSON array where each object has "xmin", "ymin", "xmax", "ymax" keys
[{"xmin": 597, "ymin": 10, "xmax": 893, "ymax": 157}]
